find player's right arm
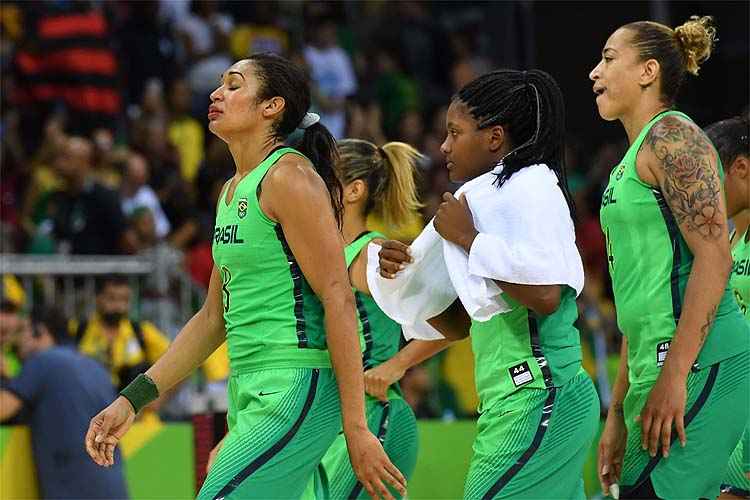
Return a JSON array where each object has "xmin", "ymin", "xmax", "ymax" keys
[
  {"xmin": 85, "ymin": 266, "xmax": 226, "ymax": 466},
  {"xmin": 598, "ymin": 337, "xmax": 630, "ymax": 498},
  {"xmin": 365, "ymin": 338, "xmax": 454, "ymax": 402}
]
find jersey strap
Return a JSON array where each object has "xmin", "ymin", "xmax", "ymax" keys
[{"xmin": 345, "ymin": 231, "xmax": 386, "ymax": 268}]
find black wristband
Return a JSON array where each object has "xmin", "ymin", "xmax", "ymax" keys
[{"xmin": 119, "ymin": 373, "xmax": 159, "ymax": 413}]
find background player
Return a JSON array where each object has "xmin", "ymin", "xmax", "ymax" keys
[{"xmin": 706, "ymin": 114, "xmax": 750, "ymax": 499}]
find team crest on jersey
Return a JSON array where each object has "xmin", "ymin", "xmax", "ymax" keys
[
  {"xmin": 615, "ymin": 164, "xmax": 625, "ymax": 180},
  {"xmin": 238, "ymin": 198, "xmax": 248, "ymax": 219}
]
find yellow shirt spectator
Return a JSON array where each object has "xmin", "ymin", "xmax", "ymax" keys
[
  {"xmin": 73, "ymin": 314, "xmax": 169, "ymax": 390},
  {"xmin": 73, "ymin": 314, "xmax": 230, "ymax": 387},
  {"xmin": 168, "ymin": 116, "xmax": 204, "ymax": 182}
]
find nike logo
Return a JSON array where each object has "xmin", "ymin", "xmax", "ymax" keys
[{"xmin": 259, "ymin": 390, "xmax": 282, "ymax": 397}]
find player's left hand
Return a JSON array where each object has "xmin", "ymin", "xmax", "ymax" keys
[
  {"xmin": 434, "ymin": 193, "xmax": 477, "ymax": 252},
  {"xmin": 635, "ymin": 366, "xmax": 687, "ymax": 458},
  {"xmin": 346, "ymin": 427, "xmax": 406, "ymax": 500}
]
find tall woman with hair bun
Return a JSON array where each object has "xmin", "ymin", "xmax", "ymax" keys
[
  {"xmin": 309, "ymin": 139, "xmax": 425, "ymax": 499},
  {"xmin": 83, "ymin": 54, "xmax": 405, "ymax": 500},
  {"xmin": 592, "ymin": 16, "xmax": 750, "ymax": 499},
  {"xmin": 378, "ymin": 68, "xmax": 600, "ymax": 498}
]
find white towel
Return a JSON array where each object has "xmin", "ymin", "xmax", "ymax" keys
[{"xmin": 366, "ymin": 163, "xmax": 584, "ymax": 340}]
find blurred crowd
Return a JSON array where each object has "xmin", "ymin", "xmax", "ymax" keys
[{"xmin": 0, "ymin": 0, "xmax": 633, "ymax": 420}]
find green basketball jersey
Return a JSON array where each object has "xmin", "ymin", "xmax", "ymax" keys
[
  {"xmin": 212, "ymin": 147, "xmax": 330, "ymax": 373},
  {"xmin": 345, "ymin": 231, "xmax": 404, "ymax": 400},
  {"xmin": 344, "ymin": 231, "xmax": 403, "ymax": 370},
  {"xmin": 470, "ymin": 286, "xmax": 582, "ymax": 413},
  {"xmin": 599, "ymin": 110, "xmax": 749, "ymax": 386},
  {"xmin": 732, "ymin": 228, "xmax": 750, "ymax": 320}
]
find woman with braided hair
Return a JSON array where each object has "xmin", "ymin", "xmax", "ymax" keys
[
  {"xmin": 592, "ymin": 16, "xmax": 750, "ymax": 499},
  {"xmin": 376, "ymin": 68, "xmax": 599, "ymax": 498}
]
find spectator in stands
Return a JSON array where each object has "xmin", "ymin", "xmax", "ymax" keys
[
  {"xmin": 34, "ymin": 136, "xmax": 129, "ymax": 255},
  {"xmin": 227, "ymin": 0, "xmax": 289, "ymax": 59},
  {"xmin": 128, "ymin": 207, "xmax": 183, "ymax": 330},
  {"xmin": 175, "ymin": 0, "xmax": 233, "ymax": 63},
  {"xmin": 116, "ymin": 0, "xmax": 178, "ymax": 107},
  {"xmin": 168, "ymin": 78, "xmax": 205, "ymax": 183},
  {"xmin": 132, "ymin": 116, "xmax": 199, "ymax": 250},
  {"xmin": 0, "ymin": 306, "xmax": 130, "ymax": 499},
  {"xmin": 121, "ymin": 152, "xmax": 171, "ymax": 240},
  {"xmin": 12, "ymin": 1, "xmax": 121, "ymax": 138},
  {"xmin": 73, "ymin": 275, "xmax": 170, "ymax": 393},
  {"xmin": 91, "ymin": 127, "xmax": 122, "ymax": 190},
  {"xmin": 304, "ymin": 18, "xmax": 357, "ymax": 138},
  {"xmin": 0, "ymin": 298, "xmax": 23, "ymax": 381}
]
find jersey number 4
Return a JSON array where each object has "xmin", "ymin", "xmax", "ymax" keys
[{"xmin": 221, "ymin": 266, "xmax": 232, "ymax": 312}]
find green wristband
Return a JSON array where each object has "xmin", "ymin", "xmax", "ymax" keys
[{"xmin": 119, "ymin": 373, "xmax": 160, "ymax": 413}]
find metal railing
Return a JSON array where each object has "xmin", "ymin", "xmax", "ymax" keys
[{"xmin": 0, "ymin": 253, "xmax": 205, "ymax": 335}]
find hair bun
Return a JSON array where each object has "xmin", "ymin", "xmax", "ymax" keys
[{"xmin": 674, "ymin": 15, "xmax": 717, "ymax": 75}]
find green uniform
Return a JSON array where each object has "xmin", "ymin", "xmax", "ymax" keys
[
  {"xmin": 464, "ymin": 288, "xmax": 600, "ymax": 499},
  {"xmin": 722, "ymin": 228, "xmax": 750, "ymax": 497},
  {"xmin": 199, "ymin": 147, "xmax": 341, "ymax": 500},
  {"xmin": 599, "ymin": 110, "xmax": 750, "ymax": 498},
  {"xmin": 313, "ymin": 232, "xmax": 418, "ymax": 499}
]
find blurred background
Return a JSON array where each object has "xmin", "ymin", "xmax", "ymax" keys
[{"xmin": 0, "ymin": 0, "xmax": 747, "ymax": 498}]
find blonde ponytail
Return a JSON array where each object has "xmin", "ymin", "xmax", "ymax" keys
[
  {"xmin": 378, "ymin": 142, "xmax": 424, "ymax": 228},
  {"xmin": 335, "ymin": 139, "xmax": 423, "ymax": 229},
  {"xmin": 674, "ymin": 15, "xmax": 717, "ymax": 75}
]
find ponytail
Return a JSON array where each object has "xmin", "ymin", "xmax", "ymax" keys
[
  {"xmin": 294, "ymin": 122, "xmax": 343, "ymax": 228},
  {"xmin": 378, "ymin": 142, "xmax": 423, "ymax": 228},
  {"xmin": 336, "ymin": 139, "xmax": 423, "ymax": 229}
]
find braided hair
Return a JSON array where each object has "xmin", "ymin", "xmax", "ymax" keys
[{"xmin": 455, "ymin": 69, "xmax": 575, "ymax": 218}]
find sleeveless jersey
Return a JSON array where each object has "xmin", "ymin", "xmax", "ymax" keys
[
  {"xmin": 731, "ymin": 228, "xmax": 750, "ymax": 320},
  {"xmin": 345, "ymin": 231, "xmax": 404, "ymax": 399},
  {"xmin": 212, "ymin": 147, "xmax": 329, "ymax": 373},
  {"xmin": 599, "ymin": 110, "xmax": 748, "ymax": 386},
  {"xmin": 471, "ymin": 287, "xmax": 582, "ymax": 412}
]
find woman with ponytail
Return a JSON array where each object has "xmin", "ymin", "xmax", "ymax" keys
[
  {"xmin": 592, "ymin": 17, "xmax": 749, "ymax": 499},
  {"xmin": 307, "ymin": 139, "xmax": 425, "ymax": 499},
  {"xmin": 376, "ymin": 69, "xmax": 599, "ymax": 498},
  {"xmin": 84, "ymin": 54, "xmax": 405, "ymax": 500}
]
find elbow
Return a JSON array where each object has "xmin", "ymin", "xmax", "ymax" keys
[
  {"xmin": 443, "ymin": 328, "xmax": 469, "ymax": 341},
  {"xmin": 321, "ymin": 281, "xmax": 356, "ymax": 312},
  {"xmin": 531, "ymin": 287, "xmax": 562, "ymax": 316},
  {"xmin": 697, "ymin": 246, "xmax": 733, "ymax": 282}
]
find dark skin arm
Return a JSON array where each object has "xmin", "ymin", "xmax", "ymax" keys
[
  {"xmin": 432, "ymin": 192, "xmax": 561, "ymax": 315},
  {"xmin": 357, "ymin": 242, "xmax": 470, "ymax": 401},
  {"xmin": 633, "ymin": 115, "xmax": 732, "ymax": 458}
]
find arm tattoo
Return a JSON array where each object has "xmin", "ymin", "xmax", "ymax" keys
[
  {"xmin": 612, "ymin": 402, "xmax": 624, "ymax": 417},
  {"xmin": 645, "ymin": 116, "xmax": 724, "ymax": 241},
  {"xmin": 699, "ymin": 305, "xmax": 718, "ymax": 346}
]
